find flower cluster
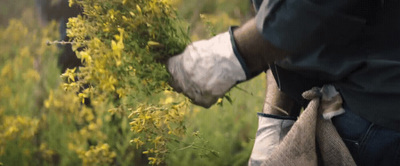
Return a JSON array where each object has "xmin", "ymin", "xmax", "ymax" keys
[
  {"xmin": 0, "ymin": 116, "xmax": 39, "ymax": 155},
  {"xmin": 77, "ymin": 143, "xmax": 117, "ymax": 166},
  {"xmin": 65, "ymin": 0, "xmax": 191, "ymax": 164}
]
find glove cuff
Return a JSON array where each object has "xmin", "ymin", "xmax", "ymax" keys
[
  {"xmin": 229, "ymin": 26, "xmax": 251, "ymax": 80},
  {"xmin": 257, "ymin": 112, "xmax": 298, "ymax": 121}
]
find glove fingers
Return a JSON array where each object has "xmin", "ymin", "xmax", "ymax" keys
[
  {"xmin": 166, "ymin": 32, "xmax": 245, "ymax": 108},
  {"xmin": 190, "ymin": 94, "xmax": 218, "ymax": 108},
  {"xmin": 168, "ymin": 54, "xmax": 218, "ymax": 108},
  {"xmin": 168, "ymin": 78, "xmax": 183, "ymax": 93},
  {"xmin": 167, "ymin": 55, "xmax": 185, "ymax": 92}
]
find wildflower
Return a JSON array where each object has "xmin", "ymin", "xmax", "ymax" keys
[{"xmin": 61, "ymin": 67, "xmax": 76, "ymax": 83}]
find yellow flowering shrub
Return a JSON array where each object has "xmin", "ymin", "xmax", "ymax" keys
[
  {"xmin": 78, "ymin": 143, "xmax": 117, "ymax": 166},
  {"xmin": 0, "ymin": 116, "xmax": 39, "ymax": 155},
  {"xmin": 64, "ymin": 0, "xmax": 192, "ymax": 164},
  {"xmin": 0, "ymin": 8, "xmax": 60, "ymax": 165},
  {"xmin": 44, "ymin": 83, "xmax": 122, "ymax": 165}
]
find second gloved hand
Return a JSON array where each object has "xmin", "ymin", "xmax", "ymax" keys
[{"xmin": 168, "ymin": 32, "xmax": 246, "ymax": 108}]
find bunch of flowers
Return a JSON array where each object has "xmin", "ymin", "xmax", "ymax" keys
[{"xmin": 65, "ymin": 0, "xmax": 191, "ymax": 164}]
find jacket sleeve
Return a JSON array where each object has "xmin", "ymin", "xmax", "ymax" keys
[{"xmin": 255, "ymin": 0, "xmax": 368, "ymax": 53}]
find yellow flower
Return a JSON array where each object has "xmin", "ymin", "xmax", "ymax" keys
[
  {"xmin": 61, "ymin": 67, "xmax": 77, "ymax": 83},
  {"xmin": 131, "ymin": 137, "xmax": 145, "ymax": 149},
  {"xmin": 163, "ymin": 97, "xmax": 174, "ymax": 104},
  {"xmin": 79, "ymin": 51, "xmax": 92, "ymax": 64}
]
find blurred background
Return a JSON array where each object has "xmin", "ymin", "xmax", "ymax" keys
[{"xmin": 0, "ymin": 0, "xmax": 266, "ymax": 165}]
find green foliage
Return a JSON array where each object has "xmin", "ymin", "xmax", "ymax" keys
[
  {"xmin": 175, "ymin": 0, "xmax": 252, "ymax": 39},
  {"xmin": 0, "ymin": 0, "xmax": 33, "ymax": 26},
  {"xmin": 0, "ymin": 0, "xmax": 266, "ymax": 165},
  {"xmin": 0, "ymin": 8, "xmax": 60, "ymax": 165}
]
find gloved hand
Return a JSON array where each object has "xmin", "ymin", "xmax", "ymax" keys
[
  {"xmin": 167, "ymin": 32, "xmax": 246, "ymax": 108},
  {"xmin": 248, "ymin": 113, "xmax": 296, "ymax": 166},
  {"xmin": 248, "ymin": 70, "xmax": 299, "ymax": 166}
]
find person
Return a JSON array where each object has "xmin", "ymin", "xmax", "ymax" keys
[
  {"xmin": 167, "ymin": 0, "xmax": 400, "ymax": 165},
  {"xmin": 36, "ymin": 0, "xmax": 82, "ymax": 73}
]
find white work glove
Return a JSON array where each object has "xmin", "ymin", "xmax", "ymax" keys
[
  {"xmin": 168, "ymin": 32, "xmax": 246, "ymax": 108},
  {"xmin": 248, "ymin": 113, "xmax": 296, "ymax": 166}
]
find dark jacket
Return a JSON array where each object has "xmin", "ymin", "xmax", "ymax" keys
[{"xmin": 252, "ymin": 0, "xmax": 400, "ymax": 132}]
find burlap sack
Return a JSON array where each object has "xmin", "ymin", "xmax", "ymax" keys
[{"xmin": 260, "ymin": 86, "xmax": 356, "ymax": 166}]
